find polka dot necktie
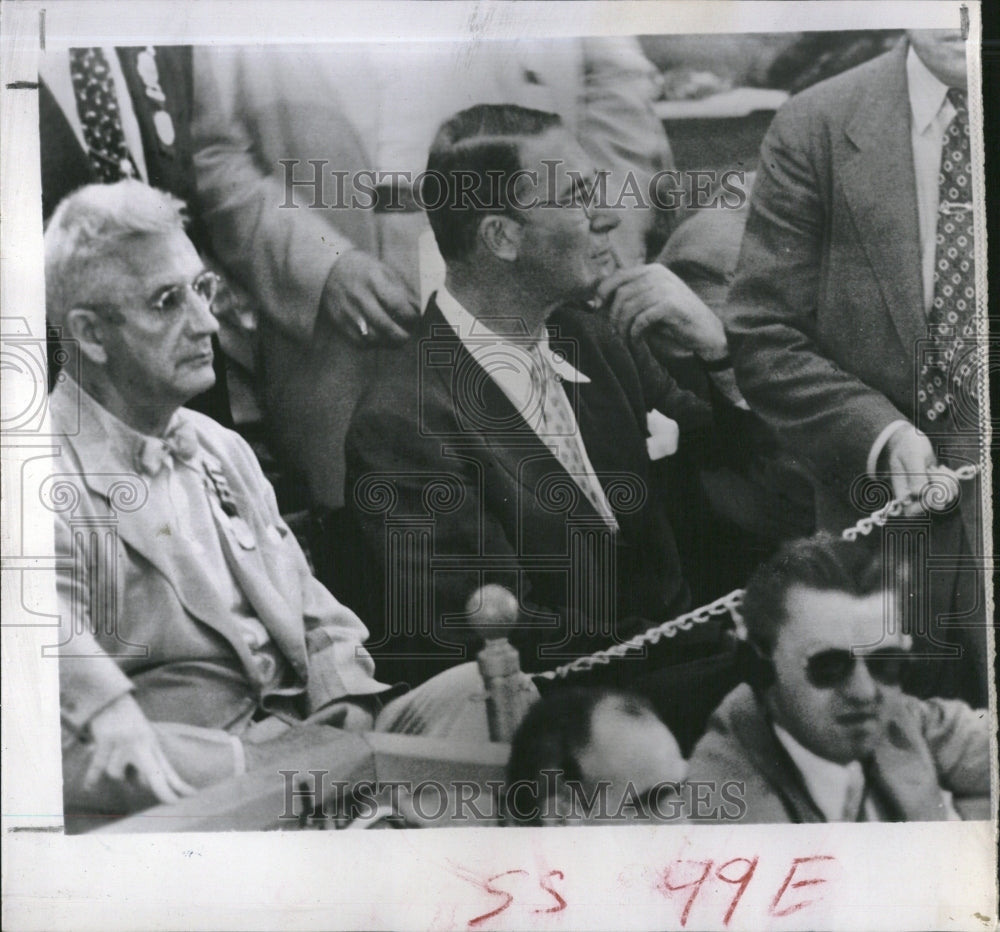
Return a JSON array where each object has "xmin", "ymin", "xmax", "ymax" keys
[
  {"xmin": 918, "ymin": 87, "xmax": 977, "ymax": 428},
  {"xmin": 69, "ymin": 48, "xmax": 140, "ymax": 183},
  {"xmin": 527, "ymin": 344, "xmax": 619, "ymax": 531}
]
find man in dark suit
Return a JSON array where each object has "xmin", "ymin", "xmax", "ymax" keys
[
  {"xmin": 39, "ymin": 45, "xmax": 231, "ymax": 426},
  {"xmin": 346, "ymin": 104, "xmax": 737, "ymax": 690},
  {"xmin": 725, "ymin": 31, "xmax": 987, "ymax": 705}
]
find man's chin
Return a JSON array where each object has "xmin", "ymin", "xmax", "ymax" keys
[{"xmin": 181, "ymin": 367, "xmax": 217, "ymax": 399}]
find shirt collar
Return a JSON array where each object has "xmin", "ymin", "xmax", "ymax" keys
[
  {"xmin": 68, "ymin": 376, "xmax": 195, "ymax": 475},
  {"xmin": 907, "ymin": 44, "xmax": 952, "ymax": 136},
  {"xmin": 435, "ymin": 286, "xmax": 590, "ymax": 385},
  {"xmin": 772, "ymin": 722, "xmax": 866, "ymax": 823}
]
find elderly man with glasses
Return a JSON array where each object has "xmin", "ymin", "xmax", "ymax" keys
[
  {"xmin": 686, "ymin": 534, "xmax": 991, "ymax": 823},
  {"xmin": 45, "ymin": 180, "xmax": 397, "ymax": 819}
]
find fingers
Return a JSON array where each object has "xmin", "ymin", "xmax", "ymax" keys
[
  {"xmin": 608, "ymin": 282, "xmax": 661, "ymax": 336},
  {"xmin": 338, "ymin": 286, "xmax": 413, "ymax": 345},
  {"xmin": 594, "ymin": 265, "xmax": 648, "ymax": 305},
  {"xmin": 883, "ymin": 426, "xmax": 959, "ymax": 514},
  {"xmin": 82, "ymin": 739, "xmax": 113, "ymax": 791},
  {"xmin": 325, "ymin": 252, "xmax": 420, "ymax": 346},
  {"xmin": 85, "ymin": 735, "xmax": 196, "ymax": 805}
]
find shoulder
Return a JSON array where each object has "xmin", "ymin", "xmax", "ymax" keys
[
  {"xmin": 767, "ymin": 44, "xmax": 905, "ymax": 143},
  {"xmin": 548, "ymin": 306, "xmax": 636, "ymax": 380},
  {"xmin": 688, "ymin": 685, "xmax": 763, "ymax": 772}
]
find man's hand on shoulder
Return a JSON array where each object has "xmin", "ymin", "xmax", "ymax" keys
[
  {"xmin": 879, "ymin": 424, "xmax": 960, "ymax": 516},
  {"xmin": 321, "ymin": 249, "xmax": 419, "ymax": 346},
  {"xmin": 597, "ymin": 264, "xmax": 729, "ymax": 363},
  {"xmin": 83, "ymin": 693, "xmax": 196, "ymax": 805}
]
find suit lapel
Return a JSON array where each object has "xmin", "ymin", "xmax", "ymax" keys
[
  {"xmin": 39, "ymin": 79, "xmax": 92, "ymax": 219},
  {"xmin": 841, "ymin": 42, "xmax": 925, "ymax": 357},
  {"xmin": 423, "ymin": 298, "xmax": 606, "ymax": 523},
  {"xmin": 195, "ymin": 451, "xmax": 309, "ymax": 679},
  {"xmin": 51, "ymin": 382, "xmax": 305, "ymax": 680}
]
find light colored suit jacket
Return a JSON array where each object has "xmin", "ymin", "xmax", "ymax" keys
[
  {"xmin": 50, "ymin": 380, "xmax": 388, "ymax": 810},
  {"xmin": 192, "ymin": 40, "xmax": 672, "ymax": 508},
  {"xmin": 686, "ymin": 684, "xmax": 991, "ymax": 823}
]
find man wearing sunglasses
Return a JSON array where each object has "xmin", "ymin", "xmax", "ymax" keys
[
  {"xmin": 45, "ymin": 180, "xmax": 398, "ymax": 821},
  {"xmin": 686, "ymin": 534, "xmax": 991, "ymax": 823}
]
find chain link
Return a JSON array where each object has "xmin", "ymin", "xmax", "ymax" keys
[{"xmin": 535, "ymin": 465, "xmax": 979, "ymax": 681}]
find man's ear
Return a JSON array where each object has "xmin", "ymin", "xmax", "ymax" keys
[
  {"xmin": 478, "ymin": 215, "xmax": 521, "ymax": 263},
  {"xmin": 64, "ymin": 308, "xmax": 110, "ymax": 365}
]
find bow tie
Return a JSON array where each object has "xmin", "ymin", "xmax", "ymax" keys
[{"xmin": 134, "ymin": 420, "xmax": 199, "ymax": 476}]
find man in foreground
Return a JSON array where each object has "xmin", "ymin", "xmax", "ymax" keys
[
  {"xmin": 346, "ymin": 104, "xmax": 737, "ymax": 688},
  {"xmin": 686, "ymin": 535, "xmax": 991, "ymax": 823},
  {"xmin": 45, "ymin": 180, "xmax": 465, "ymax": 818}
]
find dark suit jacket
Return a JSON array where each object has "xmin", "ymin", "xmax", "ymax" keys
[
  {"xmin": 345, "ymin": 297, "xmax": 715, "ymax": 686},
  {"xmin": 40, "ymin": 46, "xmax": 230, "ymax": 425},
  {"xmin": 40, "ymin": 47, "xmax": 197, "ymax": 223},
  {"xmin": 686, "ymin": 684, "xmax": 991, "ymax": 823}
]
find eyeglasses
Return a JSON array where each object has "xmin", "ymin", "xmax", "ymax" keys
[
  {"xmin": 148, "ymin": 270, "xmax": 220, "ymax": 316},
  {"xmin": 804, "ymin": 647, "xmax": 909, "ymax": 689}
]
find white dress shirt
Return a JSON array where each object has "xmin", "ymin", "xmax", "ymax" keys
[
  {"xmin": 39, "ymin": 47, "xmax": 148, "ymax": 182},
  {"xmin": 773, "ymin": 722, "xmax": 960, "ymax": 822},
  {"xmin": 435, "ymin": 286, "xmax": 623, "ymax": 527},
  {"xmin": 773, "ymin": 723, "xmax": 885, "ymax": 822}
]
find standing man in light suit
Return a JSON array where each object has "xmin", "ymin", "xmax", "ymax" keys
[
  {"xmin": 46, "ymin": 180, "xmax": 397, "ymax": 817},
  {"xmin": 725, "ymin": 31, "xmax": 987, "ymax": 705}
]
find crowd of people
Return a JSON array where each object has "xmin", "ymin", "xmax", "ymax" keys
[{"xmin": 41, "ymin": 29, "xmax": 990, "ymax": 828}]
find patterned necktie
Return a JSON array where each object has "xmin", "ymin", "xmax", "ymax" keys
[
  {"xmin": 918, "ymin": 87, "xmax": 977, "ymax": 428},
  {"xmin": 69, "ymin": 48, "xmax": 140, "ymax": 183},
  {"xmin": 527, "ymin": 344, "xmax": 619, "ymax": 531}
]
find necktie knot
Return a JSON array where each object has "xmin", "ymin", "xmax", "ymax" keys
[
  {"xmin": 946, "ymin": 87, "xmax": 967, "ymax": 113},
  {"xmin": 135, "ymin": 420, "xmax": 199, "ymax": 476}
]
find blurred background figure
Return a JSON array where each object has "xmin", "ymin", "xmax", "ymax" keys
[
  {"xmin": 505, "ymin": 687, "xmax": 687, "ymax": 826},
  {"xmin": 39, "ymin": 45, "xmax": 232, "ymax": 427}
]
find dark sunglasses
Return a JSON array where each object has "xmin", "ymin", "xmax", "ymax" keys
[{"xmin": 804, "ymin": 647, "xmax": 909, "ymax": 689}]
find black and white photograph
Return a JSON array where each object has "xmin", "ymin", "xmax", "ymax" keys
[{"xmin": 1, "ymin": 1, "xmax": 996, "ymax": 929}]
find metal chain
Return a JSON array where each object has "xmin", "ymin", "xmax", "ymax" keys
[{"xmin": 535, "ymin": 465, "xmax": 979, "ymax": 681}]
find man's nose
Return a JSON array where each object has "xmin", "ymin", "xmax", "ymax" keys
[
  {"xmin": 842, "ymin": 657, "xmax": 880, "ymax": 702},
  {"xmin": 186, "ymin": 291, "xmax": 220, "ymax": 335},
  {"xmin": 588, "ymin": 204, "xmax": 620, "ymax": 234}
]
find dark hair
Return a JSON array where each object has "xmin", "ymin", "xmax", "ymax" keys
[
  {"xmin": 740, "ymin": 532, "xmax": 884, "ymax": 652},
  {"xmin": 505, "ymin": 687, "xmax": 655, "ymax": 826},
  {"xmin": 424, "ymin": 103, "xmax": 562, "ymax": 263}
]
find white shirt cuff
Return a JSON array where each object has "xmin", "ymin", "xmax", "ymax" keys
[{"xmin": 867, "ymin": 420, "xmax": 912, "ymax": 478}]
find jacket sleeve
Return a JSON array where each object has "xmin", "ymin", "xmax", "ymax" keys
[
  {"xmin": 725, "ymin": 96, "xmax": 907, "ymax": 488},
  {"xmin": 228, "ymin": 427, "xmax": 390, "ymax": 707},
  {"xmin": 191, "ymin": 47, "xmax": 355, "ymax": 344},
  {"xmin": 916, "ymin": 696, "xmax": 992, "ymax": 798},
  {"xmin": 55, "ymin": 507, "xmax": 245, "ymax": 813}
]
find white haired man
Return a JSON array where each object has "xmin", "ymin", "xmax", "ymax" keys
[{"xmin": 46, "ymin": 180, "xmax": 449, "ymax": 819}]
